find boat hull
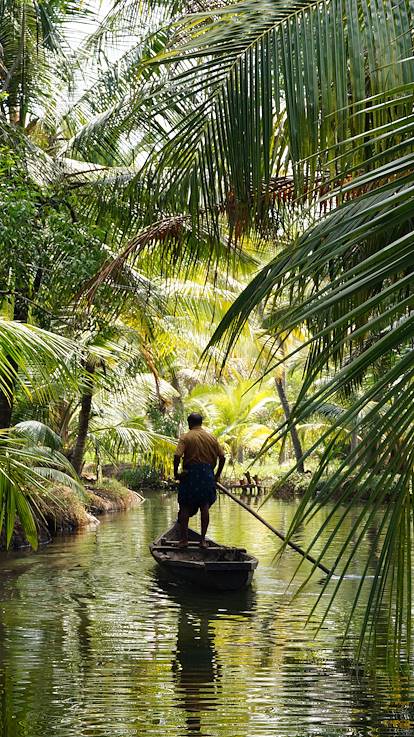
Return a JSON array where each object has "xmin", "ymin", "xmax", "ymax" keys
[
  {"xmin": 150, "ymin": 523, "xmax": 258, "ymax": 591},
  {"xmin": 152, "ymin": 557, "xmax": 256, "ymax": 590}
]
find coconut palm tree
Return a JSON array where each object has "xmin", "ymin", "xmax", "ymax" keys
[
  {"xmin": 86, "ymin": 375, "xmax": 177, "ymax": 478},
  {"xmin": 0, "ymin": 318, "xmax": 81, "ymax": 548},
  {"xmin": 186, "ymin": 380, "xmax": 279, "ymax": 463},
  {"xmin": 73, "ymin": 0, "xmax": 411, "ymax": 237},
  {"xmin": 121, "ymin": 0, "xmax": 414, "ymax": 663},
  {"xmin": 5, "ymin": 0, "xmax": 414, "ymax": 661},
  {"xmin": 11, "ymin": 319, "xmax": 180, "ymax": 475},
  {"xmin": 0, "ymin": 0, "xmax": 85, "ymax": 129}
]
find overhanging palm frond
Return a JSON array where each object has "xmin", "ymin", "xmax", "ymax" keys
[
  {"xmin": 13, "ymin": 420, "xmax": 63, "ymax": 450},
  {"xmin": 0, "ymin": 433, "xmax": 82, "ymax": 549},
  {"xmin": 0, "ymin": 318, "xmax": 78, "ymax": 403},
  {"xmin": 79, "ymin": 214, "xmax": 258, "ymax": 304},
  {"xmin": 207, "ymin": 103, "xmax": 414, "ymax": 368},
  {"xmin": 88, "ymin": 405, "xmax": 176, "ymax": 467},
  {"xmin": 136, "ymin": 0, "xmax": 414, "ymax": 232},
  {"xmin": 203, "ymin": 78, "xmax": 414, "ymax": 661},
  {"xmin": 0, "ymin": 322, "xmax": 81, "ymax": 549}
]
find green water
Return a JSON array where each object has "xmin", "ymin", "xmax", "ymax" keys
[{"xmin": 0, "ymin": 491, "xmax": 413, "ymax": 736}]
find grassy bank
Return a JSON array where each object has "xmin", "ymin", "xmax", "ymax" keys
[{"xmin": 3, "ymin": 478, "xmax": 141, "ymax": 551}]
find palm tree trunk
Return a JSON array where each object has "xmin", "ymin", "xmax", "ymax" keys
[
  {"xmin": 170, "ymin": 370, "xmax": 186, "ymax": 434},
  {"xmin": 95, "ymin": 442, "xmax": 103, "ymax": 484},
  {"xmin": 278, "ymin": 434, "xmax": 287, "ymax": 464},
  {"xmin": 71, "ymin": 365, "xmax": 94, "ymax": 476},
  {"xmin": 0, "ymin": 387, "xmax": 14, "ymax": 429},
  {"xmin": 275, "ymin": 376, "xmax": 305, "ymax": 473}
]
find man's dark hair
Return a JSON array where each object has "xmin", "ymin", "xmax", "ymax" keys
[{"xmin": 188, "ymin": 412, "xmax": 203, "ymax": 428}]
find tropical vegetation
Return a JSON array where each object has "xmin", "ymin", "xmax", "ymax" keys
[{"xmin": 1, "ymin": 0, "xmax": 414, "ymax": 665}]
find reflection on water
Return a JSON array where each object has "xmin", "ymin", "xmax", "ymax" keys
[
  {"xmin": 173, "ymin": 601, "xmax": 220, "ymax": 735},
  {"xmin": 160, "ymin": 574, "xmax": 255, "ymax": 737},
  {"xmin": 0, "ymin": 491, "xmax": 413, "ymax": 736}
]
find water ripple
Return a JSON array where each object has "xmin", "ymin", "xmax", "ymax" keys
[{"xmin": 0, "ymin": 493, "xmax": 413, "ymax": 736}]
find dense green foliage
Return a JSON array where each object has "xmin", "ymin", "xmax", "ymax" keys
[{"xmin": 1, "ymin": 0, "xmax": 414, "ymax": 666}]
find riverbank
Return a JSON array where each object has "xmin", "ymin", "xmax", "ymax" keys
[
  {"xmin": 3, "ymin": 477, "xmax": 142, "ymax": 551},
  {"xmin": 106, "ymin": 460, "xmax": 314, "ymax": 501},
  {"xmin": 108, "ymin": 461, "xmax": 314, "ymax": 499}
]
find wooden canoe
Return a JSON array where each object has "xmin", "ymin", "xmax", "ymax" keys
[{"xmin": 149, "ymin": 522, "xmax": 258, "ymax": 591}]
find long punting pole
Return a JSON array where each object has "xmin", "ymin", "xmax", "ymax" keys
[{"xmin": 216, "ymin": 481, "xmax": 332, "ymax": 576}]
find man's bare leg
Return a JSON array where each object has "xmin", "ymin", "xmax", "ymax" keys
[
  {"xmin": 200, "ymin": 504, "xmax": 210, "ymax": 548},
  {"xmin": 178, "ymin": 506, "xmax": 190, "ymax": 547}
]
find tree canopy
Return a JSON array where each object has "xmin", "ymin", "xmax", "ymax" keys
[{"xmin": 1, "ymin": 0, "xmax": 414, "ymax": 666}]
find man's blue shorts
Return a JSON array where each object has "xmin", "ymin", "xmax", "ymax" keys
[{"xmin": 178, "ymin": 463, "xmax": 217, "ymax": 516}]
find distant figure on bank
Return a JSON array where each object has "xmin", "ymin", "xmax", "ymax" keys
[{"xmin": 174, "ymin": 413, "xmax": 225, "ymax": 548}]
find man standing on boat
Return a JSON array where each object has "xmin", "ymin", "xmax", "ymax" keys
[{"xmin": 174, "ymin": 413, "xmax": 225, "ymax": 548}]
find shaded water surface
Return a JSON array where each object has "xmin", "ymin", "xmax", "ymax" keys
[{"xmin": 0, "ymin": 491, "xmax": 413, "ymax": 736}]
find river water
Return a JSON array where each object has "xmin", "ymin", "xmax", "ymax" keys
[{"xmin": 0, "ymin": 491, "xmax": 413, "ymax": 737}]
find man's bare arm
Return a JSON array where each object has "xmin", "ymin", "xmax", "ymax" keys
[
  {"xmin": 215, "ymin": 456, "xmax": 225, "ymax": 482},
  {"xmin": 173, "ymin": 455, "xmax": 181, "ymax": 480}
]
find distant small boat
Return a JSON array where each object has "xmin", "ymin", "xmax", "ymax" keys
[{"xmin": 150, "ymin": 522, "xmax": 258, "ymax": 591}]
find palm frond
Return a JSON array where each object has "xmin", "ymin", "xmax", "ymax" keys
[
  {"xmin": 0, "ymin": 432, "xmax": 83, "ymax": 549},
  {"xmin": 79, "ymin": 214, "xmax": 258, "ymax": 304},
  {"xmin": 13, "ymin": 420, "xmax": 62, "ymax": 450},
  {"xmin": 132, "ymin": 0, "xmax": 414, "ymax": 233},
  {"xmin": 0, "ymin": 318, "xmax": 78, "ymax": 403}
]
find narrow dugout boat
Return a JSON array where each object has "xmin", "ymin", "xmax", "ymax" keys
[{"xmin": 150, "ymin": 522, "xmax": 258, "ymax": 591}]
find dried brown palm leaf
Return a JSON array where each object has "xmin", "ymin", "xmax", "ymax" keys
[{"xmin": 78, "ymin": 215, "xmax": 187, "ymax": 305}]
